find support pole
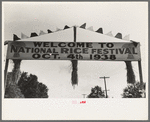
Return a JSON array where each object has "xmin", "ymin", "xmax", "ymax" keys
[
  {"xmin": 74, "ymin": 26, "xmax": 76, "ymax": 42},
  {"xmin": 138, "ymin": 61, "xmax": 143, "ymax": 87},
  {"xmin": 4, "ymin": 59, "xmax": 9, "ymax": 92},
  {"xmin": 71, "ymin": 26, "xmax": 78, "ymax": 86}
]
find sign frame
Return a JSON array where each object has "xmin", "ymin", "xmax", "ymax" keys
[{"xmin": 6, "ymin": 41, "xmax": 141, "ymax": 61}]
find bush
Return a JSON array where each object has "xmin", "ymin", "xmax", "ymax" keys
[
  {"xmin": 87, "ymin": 86, "xmax": 105, "ymax": 98},
  {"xmin": 122, "ymin": 82, "xmax": 146, "ymax": 98}
]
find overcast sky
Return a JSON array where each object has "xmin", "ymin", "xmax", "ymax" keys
[{"xmin": 3, "ymin": 2, "xmax": 148, "ymax": 98}]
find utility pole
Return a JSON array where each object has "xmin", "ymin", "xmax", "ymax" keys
[
  {"xmin": 82, "ymin": 94, "xmax": 86, "ymax": 98},
  {"xmin": 100, "ymin": 76, "xmax": 110, "ymax": 98},
  {"xmin": 103, "ymin": 89, "xmax": 110, "ymax": 95}
]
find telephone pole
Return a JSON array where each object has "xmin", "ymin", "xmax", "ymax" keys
[{"xmin": 100, "ymin": 76, "xmax": 110, "ymax": 98}]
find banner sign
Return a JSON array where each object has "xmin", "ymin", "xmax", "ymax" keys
[{"xmin": 6, "ymin": 41, "xmax": 141, "ymax": 61}]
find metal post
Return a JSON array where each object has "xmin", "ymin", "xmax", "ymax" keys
[
  {"xmin": 4, "ymin": 59, "xmax": 9, "ymax": 91},
  {"xmin": 138, "ymin": 61, "xmax": 143, "ymax": 87}
]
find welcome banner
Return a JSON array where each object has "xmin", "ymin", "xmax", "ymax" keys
[{"xmin": 6, "ymin": 41, "xmax": 141, "ymax": 61}]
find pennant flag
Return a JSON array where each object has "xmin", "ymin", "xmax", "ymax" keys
[
  {"xmin": 21, "ymin": 33, "xmax": 29, "ymax": 39},
  {"xmin": 123, "ymin": 34, "xmax": 130, "ymax": 41},
  {"xmin": 96, "ymin": 28, "xmax": 103, "ymax": 34},
  {"xmin": 13, "ymin": 34, "xmax": 20, "ymax": 41},
  {"xmin": 64, "ymin": 25, "xmax": 70, "ymax": 29},
  {"xmin": 115, "ymin": 33, "xmax": 122, "ymax": 39},
  {"xmin": 4, "ymin": 41, "xmax": 8, "ymax": 45},
  {"xmin": 56, "ymin": 27, "xmax": 62, "ymax": 32},
  {"xmin": 39, "ymin": 30, "xmax": 46, "ymax": 35},
  {"xmin": 80, "ymin": 23, "xmax": 86, "ymax": 29},
  {"xmin": 87, "ymin": 26, "xmax": 94, "ymax": 31},
  {"xmin": 130, "ymin": 40, "xmax": 138, "ymax": 47},
  {"xmin": 105, "ymin": 31, "xmax": 113, "ymax": 37},
  {"xmin": 30, "ymin": 32, "xmax": 38, "ymax": 37},
  {"xmin": 47, "ymin": 29, "xmax": 52, "ymax": 33}
]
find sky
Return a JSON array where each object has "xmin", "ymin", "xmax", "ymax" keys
[{"xmin": 3, "ymin": 2, "xmax": 148, "ymax": 98}]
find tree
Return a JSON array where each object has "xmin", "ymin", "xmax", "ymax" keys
[
  {"xmin": 122, "ymin": 82, "xmax": 146, "ymax": 98},
  {"xmin": 87, "ymin": 86, "xmax": 105, "ymax": 98},
  {"xmin": 18, "ymin": 72, "xmax": 49, "ymax": 98}
]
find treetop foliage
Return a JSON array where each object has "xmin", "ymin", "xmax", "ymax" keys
[
  {"xmin": 18, "ymin": 72, "xmax": 49, "ymax": 98},
  {"xmin": 87, "ymin": 85, "xmax": 105, "ymax": 98}
]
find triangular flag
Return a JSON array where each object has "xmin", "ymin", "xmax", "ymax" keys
[
  {"xmin": 115, "ymin": 33, "xmax": 122, "ymax": 39},
  {"xmin": 39, "ymin": 30, "xmax": 46, "ymax": 35},
  {"xmin": 96, "ymin": 28, "xmax": 103, "ymax": 34},
  {"xmin": 30, "ymin": 32, "xmax": 38, "ymax": 37},
  {"xmin": 130, "ymin": 40, "xmax": 138, "ymax": 47},
  {"xmin": 87, "ymin": 26, "xmax": 94, "ymax": 31},
  {"xmin": 4, "ymin": 41, "xmax": 8, "ymax": 45},
  {"xmin": 13, "ymin": 34, "xmax": 20, "ymax": 41},
  {"xmin": 21, "ymin": 33, "xmax": 29, "ymax": 39},
  {"xmin": 64, "ymin": 25, "xmax": 70, "ymax": 29},
  {"xmin": 105, "ymin": 31, "xmax": 113, "ymax": 37},
  {"xmin": 80, "ymin": 23, "xmax": 86, "ymax": 29},
  {"xmin": 123, "ymin": 34, "xmax": 130, "ymax": 41},
  {"xmin": 56, "ymin": 27, "xmax": 62, "ymax": 32},
  {"xmin": 47, "ymin": 29, "xmax": 52, "ymax": 33}
]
